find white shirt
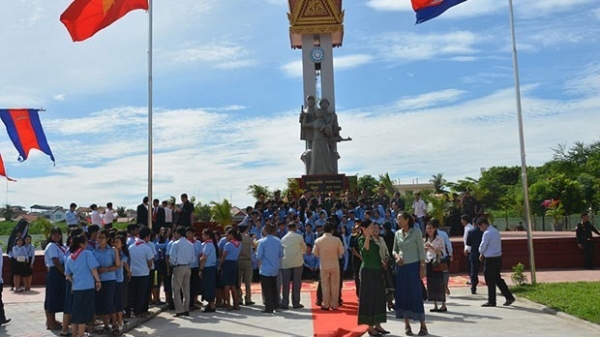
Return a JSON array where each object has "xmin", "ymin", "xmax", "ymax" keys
[
  {"xmin": 103, "ymin": 209, "xmax": 116, "ymax": 225},
  {"xmin": 479, "ymin": 225, "xmax": 502, "ymax": 258},
  {"xmin": 412, "ymin": 199, "xmax": 427, "ymax": 217},
  {"xmin": 91, "ymin": 210, "xmax": 103, "ymax": 226},
  {"xmin": 0, "ymin": 246, "xmax": 4, "ymax": 284},
  {"xmin": 164, "ymin": 207, "xmax": 173, "ymax": 223},
  {"xmin": 169, "ymin": 237, "xmax": 195, "ymax": 266},
  {"xmin": 281, "ymin": 231, "xmax": 306, "ymax": 269},
  {"xmin": 463, "ymin": 223, "xmax": 474, "ymax": 252}
]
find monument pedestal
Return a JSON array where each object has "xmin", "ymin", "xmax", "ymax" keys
[{"xmin": 299, "ymin": 174, "xmax": 352, "ymax": 194}]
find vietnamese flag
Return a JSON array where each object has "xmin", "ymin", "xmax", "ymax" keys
[
  {"xmin": 0, "ymin": 154, "xmax": 16, "ymax": 182},
  {"xmin": 60, "ymin": 0, "xmax": 149, "ymax": 42}
]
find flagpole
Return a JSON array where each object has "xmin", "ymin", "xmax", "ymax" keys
[
  {"xmin": 147, "ymin": 0, "xmax": 154, "ymax": 228},
  {"xmin": 508, "ymin": 0, "xmax": 536, "ymax": 285}
]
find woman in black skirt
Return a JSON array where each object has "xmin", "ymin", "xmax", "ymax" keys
[
  {"xmin": 358, "ymin": 220, "xmax": 389, "ymax": 337},
  {"xmin": 44, "ymin": 227, "xmax": 67, "ymax": 331},
  {"xmin": 424, "ymin": 222, "xmax": 447, "ymax": 312}
]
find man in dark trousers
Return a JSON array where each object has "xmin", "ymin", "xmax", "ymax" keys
[
  {"xmin": 576, "ymin": 213, "xmax": 600, "ymax": 270},
  {"xmin": 176, "ymin": 193, "xmax": 194, "ymax": 228},
  {"xmin": 137, "ymin": 196, "xmax": 149, "ymax": 226},
  {"xmin": 151, "ymin": 198, "xmax": 166, "ymax": 234},
  {"xmin": 466, "ymin": 219, "xmax": 484, "ymax": 294},
  {"xmin": 478, "ymin": 217, "xmax": 515, "ymax": 307}
]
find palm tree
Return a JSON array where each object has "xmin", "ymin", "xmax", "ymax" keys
[
  {"xmin": 210, "ymin": 199, "xmax": 233, "ymax": 227},
  {"xmin": 378, "ymin": 173, "xmax": 398, "ymax": 196},
  {"xmin": 429, "ymin": 173, "xmax": 447, "ymax": 194},
  {"xmin": 247, "ymin": 184, "xmax": 272, "ymax": 200},
  {"xmin": 282, "ymin": 178, "xmax": 303, "ymax": 201},
  {"xmin": 2, "ymin": 204, "xmax": 14, "ymax": 221},
  {"xmin": 116, "ymin": 206, "xmax": 127, "ymax": 218},
  {"xmin": 194, "ymin": 201, "xmax": 212, "ymax": 222}
]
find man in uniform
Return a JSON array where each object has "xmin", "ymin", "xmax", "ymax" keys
[{"xmin": 576, "ymin": 213, "xmax": 600, "ymax": 270}]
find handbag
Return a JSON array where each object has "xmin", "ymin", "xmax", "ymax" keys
[{"xmin": 431, "ymin": 256, "xmax": 449, "ymax": 272}]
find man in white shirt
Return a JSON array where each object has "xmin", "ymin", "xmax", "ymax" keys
[
  {"xmin": 478, "ymin": 218, "xmax": 515, "ymax": 307},
  {"xmin": 411, "ymin": 192, "xmax": 427, "ymax": 231},
  {"xmin": 162, "ymin": 201, "xmax": 173, "ymax": 230},
  {"xmin": 280, "ymin": 222, "xmax": 307, "ymax": 309},
  {"xmin": 461, "ymin": 215, "xmax": 475, "ymax": 284},
  {"xmin": 0, "ymin": 245, "xmax": 11, "ymax": 325},
  {"xmin": 103, "ymin": 202, "xmax": 116, "ymax": 229},
  {"xmin": 169, "ymin": 226, "xmax": 195, "ymax": 316}
]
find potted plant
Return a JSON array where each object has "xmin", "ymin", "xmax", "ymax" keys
[{"xmin": 544, "ymin": 200, "xmax": 564, "ymax": 231}]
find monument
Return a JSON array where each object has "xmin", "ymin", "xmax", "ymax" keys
[{"xmin": 288, "ymin": 0, "xmax": 352, "ymax": 193}]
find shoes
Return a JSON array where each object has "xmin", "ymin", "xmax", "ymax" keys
[
  {"xmin": 320, "ymin": 306, "xmax": 329, "ymax": 311},
  {"xmin": 481, "ymin": 302, "xmax": 496, "ymax": 307},
  {"xmin": 387, "ymin": 303, "xmax": 395, "ymax": 311},
  {"xmin": 203, "ymin": 307, "xmax": 216, "ymax": 313},
  {"xmin": 471, "ymin": 289, "xmax": 477, "ymax": 295},
  {"xmin": 438, "ymin": 307, "xmax": 447, "ymax": 312},
  {"xmin": 244, "ymin": 300, "xmax": 255, "ymax": 306},
  {"xmin": 226, "ymin": 306, "xmax": 240, "ymax": 311},
  {"xmin": 174, "ymin": 311, "xmax": 189, "ymax": 317},
  {"xmin": 429, "ymin": 308, "xmax": 439, "ymax": 312},
  {"xmin": 466, "ymin": 281, "xmax": 471, "ymax": 285},
  {"xmin": 260, "ymin": 309, "xmax": 274, "ymax": 314},
  {"xmin": 279, "ymin": 305, "xmax": 289, "ymax": 310},
  {"xmin": 315, "ymin": 300, "xmax": 322, "ymax": 306},
  {"xmin": 0, "ymin": 318, "xmax": 11, "ymax": 326},
  {"xmin": 293, "ymin": 304, "xmax": 304, "ymax": 309},
  {"xmin": 405, "ymin": 326, "xmax": 414, "ymax": 336},
  {"xmin": 367, "ymin": 330, "xmax": 382, "ymax": 337},
  {"xmin": 417, "ymin": 328, "xmax": 428, "ymax": 336},
  {"xmin": 59, "ymin": 332, "xmax": 72, "ymax": 337},
  {"xmin": 376, "ymin": 328, "xmax": 390, "ymax": 334},
  {"xmin": 503, "ymin": 299, "xmax": 515, "ymax": 306}
]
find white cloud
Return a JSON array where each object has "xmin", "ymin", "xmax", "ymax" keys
[
  {"xmin": 366, "ymin": 0, "xmax": 412, "ymax": 11},
  {"xmin": 166, "ymin": 43, "xmax": 256, "ymax": 70},
  {"xmin": 378, "ymin": 31, "xmax": 481, "ymax": 62},
  {"xmin": 52, "ymin": 94, "xmax": 65, "ymax": 101},
  {"xmin": 393, "ymin": 89, "xmax": 467, "ymax": 110}
]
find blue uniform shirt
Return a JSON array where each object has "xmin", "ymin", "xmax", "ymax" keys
[
  {"xmin": 44, "ymin": 242, "xmax": 67, "ymax": 267},
  {"xmin": 479, "ymin": 225, "xmax": 503, "ymax": 258},
  {"xmin": 115, "ymin": 254, "xmax": 128, "ymax": 283},
  {"xmin": 256, "ymin": 235, "xmax": 283, "ymax": 277},
  {"xmin": 93, "ymin": 246, "xmax": 117, "ymax": 281},
  {"xmin": 190, "ymin": 240, "xmax": 202, "ymax": 268},
  {"xmin": 202, "ymin": 241, "xmax": 217, "ymax": 267},
  {"xmin": 65, "ymin": 249, "xmax": 100, "ymax": 291},
  {"xmin": 128, "ymin": 240, "xmax": 155, "ymax": 277},
  {"xmin": 224, "ymin": 240, "xmax": 241, "ymax": 261},
  {"xmin": 436, "ymin": 229, "xmax": 453, "ymax": 257},
  {"xmin": 303, "ymin": 252, "xmax": 319, "ymax": 269}
]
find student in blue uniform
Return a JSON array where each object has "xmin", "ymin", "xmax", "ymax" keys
[
  {"xmin": 186, "ymin": 227, "xmax": 203, "ymax": 310},
  {"xmin": 113, "ymin": 235, "xmax": 131, "ymax": 333},
  {"xmin": 65, "ymin": 234, "xmax": 101, "ymax": 337},
  {"xmin": 93, "ymin": 229, "xmax": 121, "ymax": 336},
  {"xmin": 199, "ymin": 229, "xmax": 219, "ymax": 312},
  {"xmin": 220, "ymin": 228, "xmax": 242, "ymax": 311},
  {"xmin": 128, "ymin": 226, "xmax": 155, "ymax": 318},
  {"xmin": 44, "ymin": 227, "xmax": 67, "ymax": 331},
  {"xmin": 11, "ymin": 237, "xmax": 26, "ymax": 292}
]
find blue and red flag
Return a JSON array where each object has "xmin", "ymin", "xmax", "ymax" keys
[
  {"xmin": 0, "ymin": 109, "xmax": 55, "ymax": 163},
  {"xmin": 411, "ymin": 0, "xmax": 468, "ymax": 24},
  {"xmin": 0, "ymin": 154, "xmax": 16, "ymax": 182}
]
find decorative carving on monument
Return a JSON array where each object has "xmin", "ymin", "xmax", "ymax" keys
[{"xmin": 288, "ymin": 0, "xmax": 344, "ymax": 47}]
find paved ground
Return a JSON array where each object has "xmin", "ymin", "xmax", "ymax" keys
[{"xmin": 1, "ymin": 269, "xmax": 598, "ymax": 337}]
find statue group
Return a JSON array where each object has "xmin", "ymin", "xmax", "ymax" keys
[{"xmin": 299, "ymin": 95, "xmax": 350, "ymax": 175}]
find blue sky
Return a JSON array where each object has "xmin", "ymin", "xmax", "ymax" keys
[{"xmin": 0, "ymin": 0, "xmax": 599, "ymax": 210}]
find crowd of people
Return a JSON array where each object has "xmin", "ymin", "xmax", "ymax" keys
[{"xmin": 0, "ymin": 187, "xmax": 532, "ymax": 336}]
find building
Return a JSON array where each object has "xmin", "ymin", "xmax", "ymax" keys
[{"xmin": 29, "ymin": 205, "xmax": 67, "ymax": 224}]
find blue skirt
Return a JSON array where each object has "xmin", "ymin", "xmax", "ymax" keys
[
  {"xmin": 202, "ymin": 266, "xmax": 217, "ymax": 302},
  {"xmin": 395, "ymin": 261, "xmax": 425, "ymax": 321},
  {"xmin": 95, "ymin": 280, "xmax": 116, "ymax": 315},
  {"xmin": 72, "ymin": 289, "xmax": 95, "ymax": 324},
  {"xmin": 221, "ymin": 260, "xmax": 238, "ymax": 286},
  {"xmin": 44, "ymin": 267, "xmax": 66, "ymax": 313},
  {"xmin": 114, "ymin": 282, "xmax": 125, "ymax": 312},
  {"xmin": 64, "ymin": 280, "xmax": 74, "ymax": 314}
]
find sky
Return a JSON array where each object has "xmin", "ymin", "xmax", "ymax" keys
[{"xmin": 0, "ymin": 0, "xmax": 599, "ymax": 210}]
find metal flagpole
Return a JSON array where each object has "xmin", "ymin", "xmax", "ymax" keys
[
  {"xmin": 147, "ymin": 0, "xmax": 154, "ymax": 229},
  {"xmin": 508, "ymin": 0, "xmax": 536, "ymax": 285}
]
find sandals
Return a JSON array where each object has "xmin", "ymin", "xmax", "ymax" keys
[
  {"xmin": 405, "ymin": 327, "xmax": 414, "ymax": 336},
  {"xmin": 418, "ymin": 328, "xmax": 429, "ymax": 336}
]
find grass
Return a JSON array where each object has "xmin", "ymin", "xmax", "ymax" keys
[{"xmin": 511, "ymin": 282, "xmax": 600, "ymax": 324}]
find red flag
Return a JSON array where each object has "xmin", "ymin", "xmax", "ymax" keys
[
  {"xmin": 0, "ymin": 154, "xmax": 16, "ymax": 182},
  {"xmin": 60, "ymin": 0, "xmax": 149, "ymax": 42}
]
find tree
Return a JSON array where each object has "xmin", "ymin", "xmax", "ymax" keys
[
  {"xmin": 529, "ymin": 173, "xmax": 585, "ymax": 217},
  {"xmin": 429, "ymin": 173, "xmax": 447, "ymax": 194},
  {"xmin": 378, "ymin": 173, "xmax": 398, "ymax": 196},
  {"xmin": 282, "ymin": 178, "xmax": 303, "ymax": 202},
  {"xmin": 116, "ymin": 206, "xmax": 127, "ymax": 218},
  {"xmin": 194, "ymin": 201, "xmax": 212, "ymax": 222},
  {"xmin": 210, "ymin": 199, "xmax": 233, "ymax": 227},
  {"xmin": 357, "ymin": 175, "xmax": 378, "ymax": 197},
  {"xmin": 247, "ymin": 185, "xmax": 272, "ymax": 200},
  {"xmin": 2, "ymin": 204, "xmax": 14, "ymax": 221}
]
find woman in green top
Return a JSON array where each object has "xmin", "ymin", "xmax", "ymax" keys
[
  {"xmin": 393, "ymin": 212, "xmax": 428, "ymax": 336},
  {"xmin": 358, "ymin": 220, "xmax": 389, "ymax": 337}
]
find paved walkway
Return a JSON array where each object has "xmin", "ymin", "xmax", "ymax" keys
[{"xmin": 1, "ymin": 269, "xmax": 598, "ymax": 337}]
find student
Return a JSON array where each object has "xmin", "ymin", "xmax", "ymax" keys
[
  {"xmin": 220, "ymin": 228, "xmax": 242, "ymax": 311},
  {"xmin": 0, "ymin": 244, "xmax": 11, "ymax": 326},
  {"xmin": 65, "ymin": 234, "xmax": 101, "ymax": 337},
  {"xmin": 22, "ymin": 236, "xmax": 35, "ymax": 291},
  {"xmin": 199, "ymin": 229, "xmax": 219, "ymax": 313},
  {"xmin": 128, "ymin": 226, "xmax": 155, "ymax": 318},
  {"xmin": 113, "ymin": 235, "xmax": 131, "ymax": 333},
  {"xmin": 185, "ymin": 227, "xmax": 202, "ymax": 310},
  {"xmin": 86, "ymin": 225, "xmax": 100, "ymax": 251},
  {"xmin": 256, "ymin": 224, "xmax": 283, "ymax": 314},
  {"xmin": 11, "ymin": 237, "xmax": 26, "ymax": 292},
  {"xmin": 44, "ymin": 227, "xmax": 67, "ymax": 331},
  {"xmin": 93, "ymin": 229, "xmax": 121, "ymax": 335}
]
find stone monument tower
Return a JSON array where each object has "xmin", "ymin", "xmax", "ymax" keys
[{"xmin": 288, "ymin": 0, "xmax": 350, "ymax": 176}]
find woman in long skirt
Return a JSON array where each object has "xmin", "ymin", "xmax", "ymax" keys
[
  {"xmin": 393, "ymin": 212, "xmax": 428, "ymax": 336},
  {"xmin": 44, "ymin": 227, "xmax": 67, "ymax": 331},
  {"xmin": 357, "ymin": 220, "xmax": 389, "ymax": 337},
  {"xmin": 424, "ymin": 222, "xmax": 447, "ymax": 312}
]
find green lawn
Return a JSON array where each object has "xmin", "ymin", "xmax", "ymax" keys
[{"xmin": 511, "ymin": 282, "xmax": 600, "ymax": 324}]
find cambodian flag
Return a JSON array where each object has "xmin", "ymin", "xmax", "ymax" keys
[
  {"xmin": 412, "ymin": 0, "xmax": 468, "ymax": 24},
  {"xmin": 0, "ymin": 109, "xmax": 55, "ymax": 163},
  {"xmin": 0, "ymin": 154, "xmax": 16, "ymax": 181}
]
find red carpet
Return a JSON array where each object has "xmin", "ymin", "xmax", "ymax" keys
[{"xmin": 311, "ymin": 289, "xmax": 369, "ymax": 337}]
